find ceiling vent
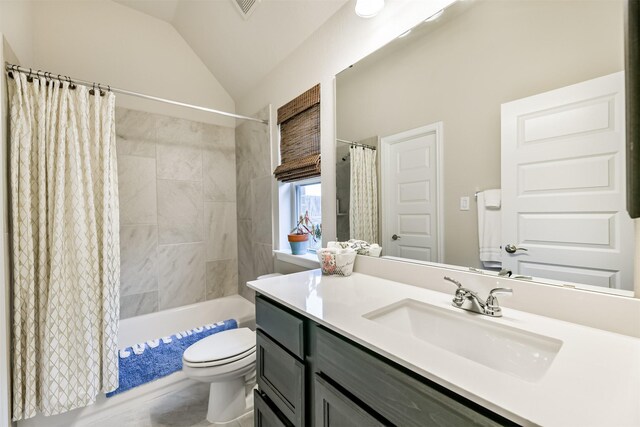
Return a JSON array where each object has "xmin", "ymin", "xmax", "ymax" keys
[{"xmin": 232, "ymin": 0, "xmax": 261, "ymax": 20}]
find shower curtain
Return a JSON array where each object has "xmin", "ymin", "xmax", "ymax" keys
[
  {"xmin": 8, "ymin": 72, "xmax": 120, "ymax": 419},
  {"xmin": 349, "ymin": 146, "xmax": 378, "ymax": 243}
]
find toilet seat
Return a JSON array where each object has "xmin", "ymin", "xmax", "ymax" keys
[
  {"xmin": 183, "ymin": 327, "xmax": 256, "ymax": 368},
  {"xmin": 183, "ymin": 346, "xmax": 255, "ymax": 368}
]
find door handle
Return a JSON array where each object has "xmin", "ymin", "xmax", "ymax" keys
[
  {"xmin": 505, "ymin": 244, "xmax": 528, "ymax": 254},
  {"xmin": 392, "ymin": 234, "xmax": 401, "ymax": 241}
]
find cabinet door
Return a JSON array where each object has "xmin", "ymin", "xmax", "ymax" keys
[
  {"xmin": 314, "ymin": 374, "xmax": 387, "ymax": 427},
  {"xmin": 257, "ymin": 330, "xmax": 305, "ymax": 426},
  {"xmin": 255, "ymin": 390, "xmax": 293, "ymax": 427}
]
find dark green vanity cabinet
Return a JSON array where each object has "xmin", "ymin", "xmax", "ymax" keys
[{"xmin": 254, "ymin": 295, "xmax": 518, "ymax": 427}]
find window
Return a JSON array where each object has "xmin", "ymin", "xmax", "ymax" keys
[{"xmin": 294, "ymin": 180, "xmax": 322, "ymax": 252}]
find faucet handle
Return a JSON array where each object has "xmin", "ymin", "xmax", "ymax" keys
[
  {"xmin": 443, "ymin": 276, "xmax": 462, "ymax": 289},
  {"xmin": 485, "ymin": 287, "xmax": 513, "ymax": 317},
  {"xmin": 444, "ymin": 276, "xmax": 466, "ymax": 306},
  {"xmin": 489, "ymin": 287, "xmax": 513, "ymax": 297}
]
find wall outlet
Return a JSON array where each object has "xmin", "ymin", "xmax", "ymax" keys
[{"xmin": 460, "ymin": 196, "xmax": 470, "ymax": 211}]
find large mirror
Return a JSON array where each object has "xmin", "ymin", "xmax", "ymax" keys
[{"xmin": 335, "ymin": 0, "xmax": 634, "ymax": 295}]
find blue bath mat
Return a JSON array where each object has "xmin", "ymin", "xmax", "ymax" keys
[{"xmin": 107, "ymin": 319, "xmax": 238, "ymax": 397}]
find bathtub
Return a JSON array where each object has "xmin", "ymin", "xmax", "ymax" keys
[{"xmin": 18, "ymin": 295, "xmax": 255, "ymax": 427}]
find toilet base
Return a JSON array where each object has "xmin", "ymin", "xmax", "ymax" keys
[
  {"xmin": 210, "ymin": 410, "xmax": 253, "ymax": 427},
  {"xmin": 206, "ymin": 379, "xmax": 255, "ymax": 424}
]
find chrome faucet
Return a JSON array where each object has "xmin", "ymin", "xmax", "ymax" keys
[{"xmin": 443, "ymin": 276, "xmax": 512, "ymax": 317}]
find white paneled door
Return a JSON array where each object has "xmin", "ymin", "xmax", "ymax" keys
[
  {"xmin": 381, "ymin": 123, "xmax": 443, "ymax": 262},
  {"xmin": 501, "ymin": 72, "xmax": 633, "ymax": 290}
]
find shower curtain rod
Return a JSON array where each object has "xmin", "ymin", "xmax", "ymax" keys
[
  {"xmin": 336, "ymin": 138, "xmax": 376, "ymax": 150},
  {"xmin": 5, "ymin": 63, "xmax": 269, "ymax": 125}
]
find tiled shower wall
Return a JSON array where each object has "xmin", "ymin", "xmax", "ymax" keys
[
  {"xmin": 236, "ymin": 106, "xmax": 274, "ymax": 301},
  {"xmin": 116, "ymin": 107, "xmax": 238, "ymax": 319}
]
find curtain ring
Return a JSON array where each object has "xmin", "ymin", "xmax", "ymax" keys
[
  {"xmin": 90, "ymin": 82, "xmax": 95, "ymax": 96},
  {"xmin": 58, "ymin": 74, "xmax": 64, "ymax": 89},
  {"xmin": 27, "ymin": 68, "xmax": 33, "ymax": 83}
]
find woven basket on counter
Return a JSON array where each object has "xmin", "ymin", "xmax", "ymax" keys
[{"xmin": 317, "ymin": 249, "xmax": 357, "ymax": 277}]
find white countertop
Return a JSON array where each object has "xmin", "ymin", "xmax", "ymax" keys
[{"xmin": 248, "ymin": 270, "xmax": 640, "ymax": 427}]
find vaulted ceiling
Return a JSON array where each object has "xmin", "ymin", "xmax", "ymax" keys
[{"xmin": 114, "ymin": 0, "xmax": 348, "ymax": 101}]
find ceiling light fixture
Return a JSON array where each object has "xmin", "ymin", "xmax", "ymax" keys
[
  {"xmin": 355, "ymin": 0, "xmax": 385, "ymax": 18},
  {"xmin": 424, "ymin": 9, "xmax": 444, "ymax": 22}
]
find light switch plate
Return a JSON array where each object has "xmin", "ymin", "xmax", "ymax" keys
[{"xmin": 460, "ymin": 196, "xmax": 470, "ymax": 211}]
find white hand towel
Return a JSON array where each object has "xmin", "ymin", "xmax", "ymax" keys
[
  {"xmin": 477, "ymin": 191, "xmax": 502, "ymax": 268},
  {"xmin": 484, "ymin": 189, "xmax": 501, "ymax": 208}
]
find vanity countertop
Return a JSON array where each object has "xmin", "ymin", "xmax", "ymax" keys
[{"xmin": 247, "ymin": 270, "xmax": 640, "ymax": 427}]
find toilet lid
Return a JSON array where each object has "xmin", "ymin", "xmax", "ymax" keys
[{"xmin": 183, "ymin": 327, "xmax": 256, "ymax": 364}]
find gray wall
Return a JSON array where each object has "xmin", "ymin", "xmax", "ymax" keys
[
  {"xmin": 235, "ymin": 106, "xmax": 274, "ymax": 301},
  {"xmin": 116, "ymin": 107, "xmax": 238, "ymax": 319}
]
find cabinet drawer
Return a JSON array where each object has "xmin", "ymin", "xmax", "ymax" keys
[
  {"xmin": 314, "ymin": 325, "xmax": 513, "ymax": 427},
  {"xmin": 257, "ymin": 329, "xmax": 305, "ymax": 426},
  {"xmin": 254, "ymin": 390, "xmax": 293, "ymax": 427},
  {"xmin": 256, "ymin": 295, "xmax": 304, "ymax": 358},
  {"xmin": 315, "ymin": 374, "xmax": 387, "ymax": 427}
]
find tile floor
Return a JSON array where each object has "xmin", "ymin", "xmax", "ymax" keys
[{"xmin": 94, "ymin": 383, "xmax": 253, "ymax": 427}]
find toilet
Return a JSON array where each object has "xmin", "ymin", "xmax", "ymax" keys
[{"xmin": 182, "ymin": 327, "xmax": 256, "ymax": 425}]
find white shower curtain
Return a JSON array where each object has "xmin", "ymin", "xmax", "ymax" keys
[
  {"xmin": 349, "ymin": 146, "xmax": 378, "ymax": 243},
  {"xmin": 8, "ymin": 72, "xmax": 120, "ymax": 419}
]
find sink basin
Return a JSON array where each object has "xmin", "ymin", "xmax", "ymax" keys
[{"xmin": 363, "ymin": 299, "xmax": 562, "ymax": 382}]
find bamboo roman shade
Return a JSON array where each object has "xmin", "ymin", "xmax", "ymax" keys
[{"xmin": 273, "ymin": 84, "xmax": 321, "ymax": 182}]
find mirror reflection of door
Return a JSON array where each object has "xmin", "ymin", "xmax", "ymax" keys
[
  {"xmin": 334, "ymin": 0, "xmax": 631, "ymax": 295},
  {"xmin": 501, "ymin": 72, "xmax": 633, "ymax": 291},
  {"xmin": 381, "ymin": 124, "xmax": 443, "ymax": 263}
]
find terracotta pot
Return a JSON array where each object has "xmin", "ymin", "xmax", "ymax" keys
[
  {"xmin": 288, "ymin": 233, "xmax": 310, "ymax": 255},
  {"xmin": 288, "ymin": 233, "xmax": 310, "ymax": 242}
]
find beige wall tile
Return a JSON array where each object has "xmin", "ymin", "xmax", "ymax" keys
[
  {"xmin": 206, "ymin": 259, "xmax": 238, "ymax": 299},
  {"xmin": 251, "ymin": 176, "xmax": 273, "ymax": 245},
  {"xmin": 116, "ymin": 107, "xmax": 157, "ymax": 142},
  {"xmin": 118, "ymin": 154, "xmax": 157, "ymax": 225},
  {"xmin": 252, "ymin": 243, "xmax": 274, "ymax": 280},
  {"xmin": 157, "ymin": 180, "xmax": 204, "ymax": 244},
  {"xmin": 120, "ymin": 225, "xmax": 158, "ymax": 296},
  {"xmin": 205, "ymin": 202, "xmax": 238, "ymax": 261},
  {"xmin": 157, "ymin": 243, "xmax": 206, "ymax": 310},
  {"xmin": 156, "ymin": 139, "xmax": 203, "ymax": 181},
  {"xmin": 117, "ymin": 108, "xmax": 242, "ymax": 316},
  {"xmin": 116, "ymin": 135, "xmax": 156, "ymax": 158},
  {"xmin": 203, "ymin": 143, "xmax": 236, "ymax": 202},
  {"xmin": 120, "ymin": 291, "xmax": 158, "ymax": 319}
]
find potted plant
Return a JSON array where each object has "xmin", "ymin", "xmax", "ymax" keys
[{"xmin": 289, "ymin": 211, "xmax": 317, "ymax": 255}]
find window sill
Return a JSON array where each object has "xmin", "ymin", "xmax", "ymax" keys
[{"xmin": 273, "ymin": 249, "xmax": 320, "ymax": 269}]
